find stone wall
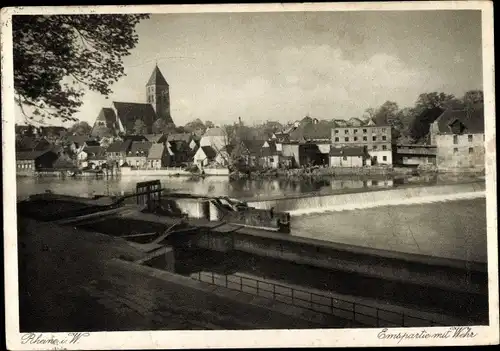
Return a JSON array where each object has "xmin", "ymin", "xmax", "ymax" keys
[
  {"xmin": 224, "ymin": 207, "xmax": 290, "ymax": 233},
  {"xmin": 180, "ymin": 226, "xmax": 487, "ymax": 295},
  {"xmin": 435, "ymin": 133, "xmax": 485, "ymax": 171},
  {"xmin": 121, "ymin": 166, "xmax": 191, "ymax": 176},
  {"xmin": 203, "ymin": 168, "xmax": 230, "ymax": 176}
]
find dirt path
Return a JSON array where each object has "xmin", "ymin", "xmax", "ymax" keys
[{"xmin": 17, "ymin": 217, "xmax": 329, "ymax": 332}]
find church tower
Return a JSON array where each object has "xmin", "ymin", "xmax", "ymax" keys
[{"xmin": 146, "ymin": 65, "xmax": 174, "ymax": 125}]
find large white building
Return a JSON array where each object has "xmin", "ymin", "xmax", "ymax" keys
[{"xmin": 330, "ymin": 120, "xmax": 393, "ymax": 165}]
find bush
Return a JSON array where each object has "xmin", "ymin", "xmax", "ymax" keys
[{"xmin": 185, "ymin": 164, "xmax": 200, "ymax": 173}]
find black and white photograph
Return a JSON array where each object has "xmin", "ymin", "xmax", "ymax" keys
[{"xmin": 3, "ymin": 2, "xmax": 498, "ymax": 349}]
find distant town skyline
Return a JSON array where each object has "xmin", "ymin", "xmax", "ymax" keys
[{"xmin": 15, "ymin": 10, "xmax": 483, "ymax": 127}]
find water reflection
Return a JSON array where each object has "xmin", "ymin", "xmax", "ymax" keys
[{"xmin": 16, "ymin": 173, "xmax": 482, "ymax": 201}]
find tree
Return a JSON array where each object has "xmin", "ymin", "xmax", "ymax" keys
[
  {"xmin": 260, "ymin": 120, "xmax": 283, "ymax": 138},
  {"xmin": 205, "ymin": 120, "xmax": 215, "ymax": 129},
  {"xmin": 463, "ymin": 90, "xmax": 484, "ymax": 108},
  {"xmin": 165, "ymin": 123, "xmax": 179, "ymax": 134},
  {"xmin": 68, "ymin": 121, "xmax": 92, "ymax": 136},
  {"xmin": 414, "ymin": 92, "xmax": 455, "ymax": 111},
  {"xmin": 184, "ymin": 118, "xmax": 206, "ymax": 134},
  {"xmin": 362, "ymin": 107, "xmax": 377, "ymax": 122},
  {"xmin": 133, "ymin": 119, "xmax": 148, "ymax": 135},
  {"xmin": 407, "ymin": 92, "xmax": 456, "ymax": 143},
  {"xmin": 13, "ymin": 14, "xmax": 149, "ymax": 123},
  {"xmin": 152, "ymin": 118, "xmax": 168, "ymax": 134},
  {"xmin": 301, "ymin": 116, "xmax": 314, "ymax": 125},
  {"xmin": 374, "ymin": 101, "xmax": 399, "ymax": 126}
]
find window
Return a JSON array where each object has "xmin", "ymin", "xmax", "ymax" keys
[
  {"xmin": 382, "ymin": 145, "xmax": 387, "ymax": 150},
  {"xmin": 468, "ymin": 135, "xmax": 473, "ymax": 142},
  {"xmin": 345, "ymin": 130, "xmax": 349, "ymax": 134},
  {"xmin": 353, "ymin": 136, "xmax": 358, "ymax": 141},
  {"xmin": 382, "ymin": 136, "xmax": 387, "ymax": 141},
  {"xmin": 343, "ymin": 156, "xmax": 348, "ymax": 161},
  {"xmin": 363, "ymin": 136, "xmax": 367, "ymax": 141},
  {"xmin": 335, "ymin": 137, "xmax": 339, "ymax": 142},
  {"xmin": 345, "ymin": 137, "xmax": 349, "ymax": 142},
  {"xmin": 353, "ymin": 129, "xmax": 358, "ymax": 134},
  {"xmin": 363, "ymin": 129, "xmax": 367, "ymax": 133},
  {"xmin": 382, "ymin": 156, "xmax": 387, "ymax": 161},
  {"xmin": 382, "ymin": 128, "xmax": 386, "ymax": 132},
  {"xmin": 453, "ymin": 135, "xmax": 458, "ymax": 144},
  {"xmin": 453, "ymin": 148, "xmax": 458, "ymax": 154},
  {"xmin": 269, "ymin": 157, "xmax": 274, "ymax": 163},
  {"xmin": 335, "ymin": 130, "xmax": 339, "ymax": 134},
  {"xmin": 469, "ymin": 147, "xmax": 474, "ymax": 154},
  {"xmin": 372, "ymin": 136, "xmax": 377, "ymax": 141},
  {"xmin": 373, "ymin": 145, "xmax": 378, "ymax": 150}
]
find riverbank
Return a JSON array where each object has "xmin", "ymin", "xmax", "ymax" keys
[
  {"xmin": 229, "ymin": 166, "xmax": 484, "ymax": 181},
  {"xmin": 17, "ymin": 164, "xmax": 485, "ymax": 181}
]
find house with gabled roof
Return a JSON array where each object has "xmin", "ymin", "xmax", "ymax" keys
[
  {"xmin": 144, "ymin": 134, "xmax": 164, "ymax": 143},
  {"xmin": 430, "ymin": 106, "xmax": 484, "ymax": 170},
  {"xmin": 122, "ymin": 135, "xmax": 149, "ymax": 143},
  {"xmin": 63, "ymin": 135, "xmax": 99, "ymax": 155},
  {"xmin": 126, "ymin": 141, "xmax": 152, "ymax": 168},
  {"xmin": 261, "ymin": 140, "xmax": 289, "ymax": 169},
  {"xmin": 78, "ymin": 146, "xmax": 107, "ymax": 169},
  {"xmin": 200, "ymin": 127, "xmax": 228, "ymax": 152},
  {"xmin": 106, "ymin": 140, "xmax": 132, "ymax": 166},
  {"xmin": 230, "ymin": 139, "xmax": 265, "ymax": 167},
  {"xmin": 147, "ymin": 143, "xmax": 166, "ymax": 169},
  {"xmin": 91, "ymin": 65, "xmax": 174, "ymax": 137},
  {"xmin": 163, "ymin": 133, "xmax": 195, "ymax": 166},
  {"xmin": 16, "ymin": 136, "xmax": 52, "ymax": 152},
  {"xmin": 16, "ymin": 149, "xmax": 59, "ymax": 176},
  {"xmin": 193, "ymin": 145, "xmax": 218, "ymax": 168}
]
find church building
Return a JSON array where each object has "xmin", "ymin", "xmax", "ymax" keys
[{"xmin": 91, "ymin": 65, "xmax": 174, "ymax": 137}]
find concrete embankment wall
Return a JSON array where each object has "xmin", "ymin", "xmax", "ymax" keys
[
  {"xmin": 178, "ymin": 228, "xmax": 488, "ymax": 322},
  {"xmin": 247, "ymin": 182, "xmax": 486, "ymax": 214},
  {"xmin": 181, "ymin": 227, "xmax": 487, "ymax": 296},
  {"xmin": 121, "ymin": 167, "xmax": 191, "ymax": 176},
  {"xmin": 120, "ymin": 167, "xmax": 229, "ymax": 177}
]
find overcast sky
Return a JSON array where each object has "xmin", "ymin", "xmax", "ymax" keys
[{"xmin": 17, "ymin": 10, "xmax": 483, "ymax": 127}]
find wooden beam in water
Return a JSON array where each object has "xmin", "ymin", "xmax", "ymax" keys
[
  {"xmin": 120, "ymin": 232, "xmax": 158, "ymax": 239},
  {"xmin": 152, "ymin": 219, "xmax": 185, "ymax": 245}
]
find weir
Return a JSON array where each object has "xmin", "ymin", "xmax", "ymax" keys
[{"xmin": 246, "ymin": 182, "xmax": 486, "ymax": 215}]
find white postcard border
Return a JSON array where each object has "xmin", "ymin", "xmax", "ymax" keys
[{"xmin": 2, "ymin": 2, "xmax": 498, "ymax": 349}]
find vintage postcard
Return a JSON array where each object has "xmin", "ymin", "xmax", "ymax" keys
[{"xmin": 2, "ymin": 1, "xmax": 498, "ymax": 349}]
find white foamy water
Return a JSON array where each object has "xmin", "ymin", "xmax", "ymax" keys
[{"xmin": 289, "ymin": 191, "xmax": 486, "ymax": 216}]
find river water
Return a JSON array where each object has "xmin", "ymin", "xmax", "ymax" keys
[
  {"xmin": 16, "ymin": 173, "xmax": 487, "ymax": 262},
  {"xmin": 15, "ymin": 173, "xmax": 483, "ymax": 200}
]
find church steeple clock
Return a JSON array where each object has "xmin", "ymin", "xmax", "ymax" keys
[{"xmin": 146, "ymin": 64, "xmax": 173, "ymax": 125}]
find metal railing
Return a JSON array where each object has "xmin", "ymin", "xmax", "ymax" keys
[{"xmin": 193, "ymin": 271, "xmax": 445, "ymax": 328}]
